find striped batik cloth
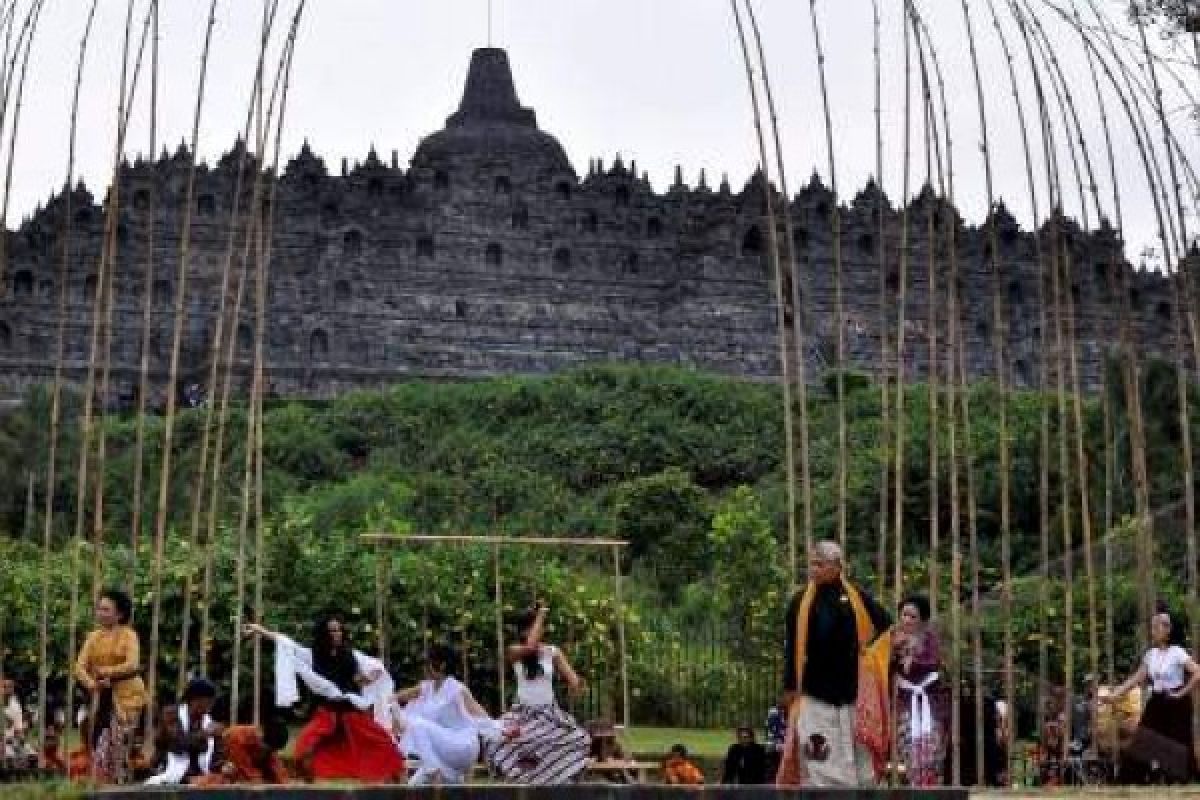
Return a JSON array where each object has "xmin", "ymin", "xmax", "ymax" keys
[{"xmin": 486, "ymin": 703, "xmax": 591, "ymax": 785}]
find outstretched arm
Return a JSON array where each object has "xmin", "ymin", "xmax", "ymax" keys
[
  {"xmin": 243, "ymin": 623, "xmax": 281, "ymax": 642},
  {"xmin": 394, "ymin": 686, "xmax": 421, "ymax": 705}
]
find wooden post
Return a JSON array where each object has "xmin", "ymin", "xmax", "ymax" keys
[
  {"xmin": 493, "ymin": 543, "xmax": 506, "ymax": 707},
  {"xmin": 613, "ymin": 544, "xmax": 631, "ymax": 733}
]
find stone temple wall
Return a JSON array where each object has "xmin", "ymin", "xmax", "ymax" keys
[{"xmin": 0, "ymin": 48, "xmax": 1189, "ymax": 410}]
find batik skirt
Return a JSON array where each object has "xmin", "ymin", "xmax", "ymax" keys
[{"xmin": 486, "ymin": 703, "xmax": 591, "ymax": 785}]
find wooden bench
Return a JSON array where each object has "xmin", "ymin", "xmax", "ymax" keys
[{"xmin": 585, "ymin": 759, "xmax": 660, "ymax": 784}]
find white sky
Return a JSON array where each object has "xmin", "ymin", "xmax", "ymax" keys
[{"xmin": 6, "ymin": 0, "xmax": 1197, "ymax": 264}]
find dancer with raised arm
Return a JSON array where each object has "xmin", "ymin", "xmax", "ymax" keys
[
  {"xmin": 74, "ymin": 588, "xmax": 147, "ymax": 784},
  {"xmin": 486, "ymin": 605, "xmax": 591, "ymax": 784},
  {"xmin": 393, "ymin": 643, "xmax": 505, "ymax": 785},
  {"xmin": 1112, "ymin": 610, "xmax": 1200, "ymax": 783},
  {"xmin": 245, "ymin": 613, "xmax": 404, "ymax": 783}
]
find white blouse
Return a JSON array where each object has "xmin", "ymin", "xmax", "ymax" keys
[
  {"xmin": 1143, "ymin": 645, "xmax": 1191, "ymax": 694},
  {"xmin": 513, "ymin": 645, "xmax": 558, "ymax": 707}
]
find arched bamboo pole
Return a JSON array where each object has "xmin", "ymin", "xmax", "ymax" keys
[
  {"xmin": 874, "ymin": 0, "xmax": 891, "ymax": 599},
  {"xmin": 231, "ymin": 3, "xmax": 307, "ymax": 714},
  {"xmin": 904, "ymin": 6, "xmax": 962, "ymax": 780},
  {"xmin": 145, "ymin": 0, "xmax": 220, "ymax": 730},
  {"xmin": 743, "ymin": 0, "xmax": 813, "ymax": 579},
  {"xmin": 129, "ymin": 0, "xmax": 161, "ymax": 590},
  {"xmin": 1017, "ymin": 0, "xmax": 1107, "ymax": 737},
  {"xmin": 890, "ymin": 0, "xmax": 914, "ymax": 608},
  {"xmin": 729, "ymin": 0, "xmax": 800, "ymax": 586},
  {"xmin": 178, "ymin": 0, "xmax": 283, "ymax": 690},
  {"xmin": 0, "ymin": 0, "xmax": 45, "ymax": 287},
  {"xmin": 805, "ymin": 0, "xmax": 848, "ymax": 550},
  {"xmin": 1132, "ymin": 1, "xmax": 1200, "ymax": 648},
  {"xmin": 252, "ymin": 8, "xmax": 306, "ymax": 718},
  {"xmin": 956, "ymin": 0, "xmax": 1006, "ymax": 779},
  {"xmin": 65, "ymin": 0, "xmax": 142, "ymax": 741},
  {"xmin": 37, "ymin": 0, "xmax": 100, "ymax": 759}
]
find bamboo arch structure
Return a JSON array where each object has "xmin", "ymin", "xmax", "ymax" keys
[{"xmin": 0, "ymin": 0, "xmax": 1193, "ymax": 790}]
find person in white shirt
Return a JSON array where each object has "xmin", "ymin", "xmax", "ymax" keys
[
  {"xmin": 485, "ymin": 605, "xmax": 591, "ymax": 784},
  {"xmin": 1113, "ymin": 610, "xmax": 1200, "ymax": 782}
]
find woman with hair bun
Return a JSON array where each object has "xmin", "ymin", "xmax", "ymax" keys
[
  {"xmin": 74, "ymin": 588, "xmax": 146, "ymax": 784},
  {"xmin": 890, "ymin": 594, "xmax": 947, "ymax": 787}
]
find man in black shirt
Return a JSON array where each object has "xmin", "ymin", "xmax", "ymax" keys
[{"xmin": 780, "ymin": 541, "xmax": 890, "ymax": 788}]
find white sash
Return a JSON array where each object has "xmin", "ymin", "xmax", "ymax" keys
[{"xmin": 897, "ymin": 672, "xmax": 939, "ymax": 738}]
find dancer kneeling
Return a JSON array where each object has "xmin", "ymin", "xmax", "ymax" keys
[
  {"xmin": 146, "ymin": 677, "xmax": 222, "ymax": 785},
  {"xmin": 393, "ymin": 644, "xmax": 506, "ymax": 785},
  {"xmin": 485, "ymin": 605, "xmax": 591, "ymax": 785},
  {"xmin": 245, "ymin": 614, "xmax": 404, "ymax": 783}
]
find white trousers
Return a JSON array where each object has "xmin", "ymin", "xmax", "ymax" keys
[{"xmin": 795, "ymin": 696, "xmax": 877, "ymax": 788}]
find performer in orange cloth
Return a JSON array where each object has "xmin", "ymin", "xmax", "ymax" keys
[
  {"xmin": 191, "ymin": 722, "xmax": 290, "ymax": 787},
  {"xmin": 246, "ymin": 614, "xmax": 403, "ymax": 784}
]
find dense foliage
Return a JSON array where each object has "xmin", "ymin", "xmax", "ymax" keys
[{"xmin": 0, "ymin": 361, "xmax": 1197, "ymax": 727}]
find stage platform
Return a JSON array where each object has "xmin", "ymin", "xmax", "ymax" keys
[
  {"xmin": 77, "ymin": 789, "xmax": 1200, "ymax": 800},
  {"xmin": 85, "ymin": 787, "xmax": 967, "ymax": 800}
]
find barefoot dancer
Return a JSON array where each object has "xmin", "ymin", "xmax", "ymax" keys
[
  {"xmin": 486, "ymin": 605, "xmax": 591, "ymax": 785},
  {"xmin": 245, "ymin": 614, "xmax": 404, "ymax": 783}
]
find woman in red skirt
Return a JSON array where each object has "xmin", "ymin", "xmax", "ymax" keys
[{"xmin": 245, "ymin": 614, "xmax": 404, "ymax": 783}]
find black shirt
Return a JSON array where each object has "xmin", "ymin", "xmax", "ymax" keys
[
  {"xmin": 782, "ymin": 581, "xmax": 891, "ymax": 707},
  {"xmin": 722, "ymin": 741, "xmax": 769, "ymax": 784},
  {"xmin": 313, "ymin": 647, "xmax": 360, "ymax": 709}
]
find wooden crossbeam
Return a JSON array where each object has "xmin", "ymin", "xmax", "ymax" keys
[{"xmin": 363, "ymin": 533, "xmax": 628, "ymax": 548}]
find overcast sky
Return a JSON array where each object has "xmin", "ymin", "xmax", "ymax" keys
[{"xmin": 7, "ymin": 0, "xmax": 1197, "ymax": 264}]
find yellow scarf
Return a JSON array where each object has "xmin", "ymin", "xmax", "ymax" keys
[
  {"xmin": 777, "ymin": 578, "xmax": 892, "ymax": 786},
  {"xmin": 792, "ymin": 578, "xmax": 878, "ymax": 688}
]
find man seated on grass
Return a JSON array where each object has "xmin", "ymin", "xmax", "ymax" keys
[{"xmin": 662, "ymin": 744, "xmax": 705, "ymax": 785}]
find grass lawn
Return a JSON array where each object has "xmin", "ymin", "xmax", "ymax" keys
[{"xmin": 624, "ymin": 727, "xmax": 731, "ymax": 759}]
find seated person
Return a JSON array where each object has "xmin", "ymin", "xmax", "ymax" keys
[
  {"xmin": 722, "ymin": 725, "xmax": 768, "ymax": 785},
  {"xmin": 146, "ymin": 677, "xmax": 223, "ymax": 785},
  {"xmin": 662, "ymin": 744, "xmax": 705, "ymax": 785},
  {"xmin": 588, "ymin": 720, "xmax": 634, "ymax": 783}
]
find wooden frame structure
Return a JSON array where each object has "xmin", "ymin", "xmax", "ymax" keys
[{"xmin": 363, "ymin": 533, "xmax": 632, "ymax": 733}]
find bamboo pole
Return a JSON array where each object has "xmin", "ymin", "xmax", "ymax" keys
[
  {"xmin": 58, "ymin": 0, "xmax": 101, "ymax": 758},
  {"xmin": 613, "ymin": 544, "xmax": 631, "ymax": 733},
  {"xmin": 1021, "ymin": 0, "xmax": 1107, "ymax": 718},
  {"xmin": 873, "ymin": 0, "xmax": 890, "ymax": 599},
  {"xmin": 1133, "ymin": 0, "xmax": 1200, "ymax": 651},
  {"xmin": 0, "ymin": 0, "xmax": 45, "ymax": 287},
  {"xmin": 232, "ymin": 4, "xmax": 307, "ymax": 714},
  {"xmin": 145, "ymin": 0, "xmax": 219, "ymax": 727},
  {"xmin": 180, "ymin": 0, "xmax": 283, "ymax": 686},
  {"xmin": 129, "ymin": 0, "xmax": 161, "ymax": 591},
  {"xmin": 891, "ymin": 0, "xmax": 914, "ymax": 608},
  {"xmin": 805, "ymin": 0, "xmax": 848, "ymax": 550},
  {"xmin": 729, "ymin": 0, "xmax": 799, "ymax": 587},
  {"xmin": 367, "ymin": 534, "xmax": 629, "ymax": 547},
  {"xmin": 493, "ymin": 543, "xmax": 505, "ymax": 705},
  {"xmin": 743, "ymin": 0, "xmax": 812, "ymax": 579}
]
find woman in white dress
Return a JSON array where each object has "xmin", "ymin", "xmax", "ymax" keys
[
  {"xmin": 393, "ymin": 644, "xmax": 503, "ymax": 785},
  {"xmin": 485, "ymin": 605, "xmax": 591, "ymax": 785}
]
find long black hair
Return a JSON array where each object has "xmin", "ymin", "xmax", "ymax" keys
[
  {"xmin": 311, "ymin": 611, "xmax": 357, "ymax": 682},
  {"xmin": 427, "ymin": 643, "xmax": 457, "ymax": 677},
  {"xmin": 100, "ymin": 588, "xmax": 133, "ymax": 625},
  {"xmin": 516, "ymin": 608, "xmax": 544, "ymax": 680}
]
